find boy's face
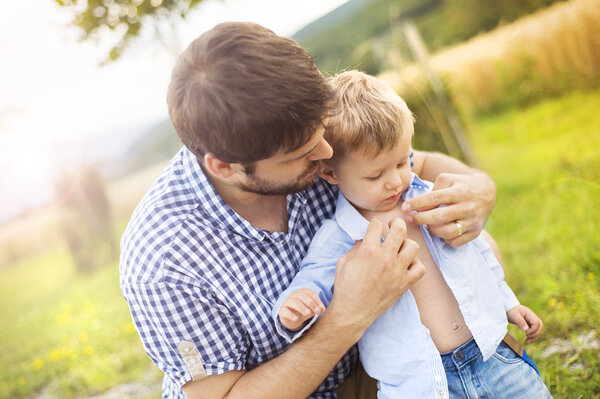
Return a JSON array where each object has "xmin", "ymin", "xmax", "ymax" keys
[{"xmin": 326, "ymin": 130, "xmax": 413, "ymax": 214}]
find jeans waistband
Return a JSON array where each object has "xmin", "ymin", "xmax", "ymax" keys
[{"xmin": 440, "ymin": 338, "xmax": 481, "ymax": 371}]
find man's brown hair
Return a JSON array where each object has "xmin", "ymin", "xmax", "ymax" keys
[
  {"xmin": 325, "ymin": 70, "xmax": 414, "ymax": 163},
  {"xmin": 167, "ymin": 22, "xmax": 335, "ymax": 164}
]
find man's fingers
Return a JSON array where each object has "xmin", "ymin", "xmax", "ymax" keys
[
  {"xmin": 428, "ymin": 221, "xmax": 469, "ymax": 241},
  {"xmin": 443, "ymin": 231, "xmax": 478, "ymax": 247},
  {"xmin": 402, "ymin": 187, "xmax": 457, "ymax": 213},
  {"xmin": 406, "ymin": 204, "xmax": 465, "ymax": 227},
  {"xmin": 361, "ymin": 218, "xmax": 384, "ymax": 249},
  {"xmin": 397, "ymin": 238, "xmax": 419, "ymax": 271},
  {"xmin": 405, "ymin": 258, "xmax": 426, "ymax": 284},
  {"xmin": 382, "ymin": 218, "xmax": 407, "ymax": 254}
]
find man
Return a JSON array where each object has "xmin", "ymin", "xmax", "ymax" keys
[{"xmin": 120, "ymin": 22, "xmax": 497, "ymax": 399}]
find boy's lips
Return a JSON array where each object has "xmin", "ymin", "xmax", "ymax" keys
[{"xmin": 385, "ymin": 192, "xmax": 402, "ymax": 202}]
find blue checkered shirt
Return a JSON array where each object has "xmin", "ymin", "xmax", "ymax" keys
[{"xmin": 119, "ymin": 146, "xmax": 356, "ymax": 398}]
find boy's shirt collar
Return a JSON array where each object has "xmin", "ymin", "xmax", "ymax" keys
[{"xmin": 334, "ymin": 173, "xmax": 431, "ymax": 241}]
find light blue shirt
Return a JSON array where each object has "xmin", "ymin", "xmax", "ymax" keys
[{"xmin": 272, "ymin": 173, "xmax": 520, "ymax": 399}]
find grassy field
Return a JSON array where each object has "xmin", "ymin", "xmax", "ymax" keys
[
  {"xmin": 0, "ymin": 250, "xmax": 162, "ymax": 398},
  {"xmin": 471, "ymin": 89, "xmax": 600, "ymax": 397},
  {"xmin": 1, "ymin": 89, "xmax": 599, "ymax": 398}
]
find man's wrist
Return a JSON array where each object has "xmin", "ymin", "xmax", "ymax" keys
[{"xmin": 316, "ymin": 305, "xmax": 369, "ymax": 345}]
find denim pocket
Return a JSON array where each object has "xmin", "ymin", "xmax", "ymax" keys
[{"xmin": 492, "ymin": 342, "xmax": 523, "ymax": 365}]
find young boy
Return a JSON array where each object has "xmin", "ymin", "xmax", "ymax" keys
[{"xmin": 272, "ymin": 71, "xmax": 552, "ymax": 398}]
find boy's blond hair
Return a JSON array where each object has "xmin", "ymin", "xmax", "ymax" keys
[{"xmin": 325, "ymin": 70, "xmax": 414, "ymax": 162}]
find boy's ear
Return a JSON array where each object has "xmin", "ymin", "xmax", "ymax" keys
[
  {"xmin": 203, "ymin": 153, "xmax": 244, "ymax": 179},
  {"xmin": 317, "ymin": 160, "xmax": 339, "ymax": 185}
]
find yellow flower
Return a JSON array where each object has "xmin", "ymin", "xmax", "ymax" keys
[
  {"xmin": 60, "ymin": 347, "xmax": 77, "ymax": 359},
  {"xmin": 557, "ymin": 301, "xmax": 565, "ymax": 309},
  {"xmin": 31, "ymin": 357, "xmax": 44, "ymax": 370},
  {"xmin": 121, "ymin": 322, "xmax": 136, "ymax": 334},
  {"xmin": 83, "ymin": 345, "xmax": 94, "ymax": 357},
  {"xmin": 49, "ymin": 349, "xmax": 61, "ymax": 362},
  {"xmin": 57, "ymin": 312, "xmax": 71, "ymax": 325},
  {"xmin": 588, "ymin": 272, "xmax": 596, "ymax": 281},
  {"xmin": 79, "ymin": 332, "xmax": 89, "ymax": 344},
  {"xmin": 17, "ymin": 376, "xmax": 26, "ymax": 385},
  {"xmin": 548, "ymin": 298, "xmax": 557, "ymax": 308}
]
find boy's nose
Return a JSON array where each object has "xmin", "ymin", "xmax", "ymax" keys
[
  {"xmin": 308, "ymin": 138, "xmax": 333, "ymax": 161},
  {"xmin": 386, "ymin": 172, "xmax": 403, "ymax": 190}
]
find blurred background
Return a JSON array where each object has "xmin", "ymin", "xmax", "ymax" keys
[{"xmin": 1, "ymin": 0, "xmax": 598, "ymax": 397}]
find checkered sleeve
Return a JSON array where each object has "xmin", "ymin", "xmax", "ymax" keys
[{"xmin": 123, "ymin": 277, "xmax": 249, "ymax": 389}]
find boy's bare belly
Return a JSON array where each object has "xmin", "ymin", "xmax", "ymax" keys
[{"xmin": 373, "ymin": 206, "xmax": 473, "ymax": 353}]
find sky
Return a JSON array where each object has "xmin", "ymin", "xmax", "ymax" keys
[{"xmin": 0, "ymin": 0, "xmax": 349, "ymax": 223}]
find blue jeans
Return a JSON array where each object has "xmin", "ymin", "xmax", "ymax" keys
[{"xmin": 441, "ymin": 338, "xmax": 552, "ymax": 398}]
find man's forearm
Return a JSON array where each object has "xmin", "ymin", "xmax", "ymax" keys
[
  {"xmin": 413, "ymin": 150, "xmax": 480, "ymax": 181},
  {"xmin": 226, "ymin": 312, "xmax": 361, "ymax": 399}
]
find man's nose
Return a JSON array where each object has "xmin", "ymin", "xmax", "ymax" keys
[{"xmin": 308, "ymin": 138, "xmax": 333, "ymax": 161}]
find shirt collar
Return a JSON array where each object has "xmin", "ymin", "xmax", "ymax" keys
[
  {"xmin": 181, "ymin": 147, "xmax": 272, "ymax": 241},
  {"xmin": 334, "ymin": 173, "xmax": 432, "ymax": 241}
]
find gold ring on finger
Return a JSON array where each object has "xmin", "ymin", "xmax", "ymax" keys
[{"xmin": 454, "ymin": 221, "xmax": 463, "ymax": 237}]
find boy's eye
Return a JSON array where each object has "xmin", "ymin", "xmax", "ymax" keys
[
  {"xmin": 366, "ymin": 173, "xmax": 382, "ymax": 181},
  {"xmin": 397, "ymin": 162, "xmax": 405, "ymax": 168}
]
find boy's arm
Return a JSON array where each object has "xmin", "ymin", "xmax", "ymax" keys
[
  {"xmin": 278, "ymin": 289, "xmax": 326, "ymax": 331},
  {"xmin": 480, "ymin": 230, "xmax": 505, "ymax": 272},
  {"xmin": 409, "ymin": 150, "xmax": 497, "ymax": 247},
  {"xmin": 481, "ymin": 231, "xmax": 544, "ymax": 343},
  {"xmin": 477, "ymin": 230, "xmax": 520, "ymax": 312},
  {"xmin": 271, "ymin": 246, "xmax": 338, "ymax": 342},
  {"xmin": 272, "ymin": 221, "xmax": 357, "ymax": 341}
]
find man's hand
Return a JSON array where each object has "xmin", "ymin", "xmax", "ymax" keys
[
  {"xmin": 278, "ymin": 289, "xmax": 326, "ymax": 331},
  {"xmin": 326, "ymin": 217, "xmax": 425, "ymax": 339},
  {"xmin": 507, "ymin": 305, "xmax": 544, "ymax": 344},
  {"xmin": 401, "ymin": 172, "xmax": 496, "ymax": 247}
]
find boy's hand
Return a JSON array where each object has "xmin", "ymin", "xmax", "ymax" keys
[
  {"xmin": 507, "ymin": 305, "xmax": 544, "ymax": 344},
  {"xmin": 278, "ymin": 289, "xmax": 326, "ymax": 331}
]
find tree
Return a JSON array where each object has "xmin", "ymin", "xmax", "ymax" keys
[{"xmin": 55, "ymin": 0, "xmax": 208, "ymax": 62}]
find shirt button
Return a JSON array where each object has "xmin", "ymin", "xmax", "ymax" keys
[
  {"xmin": 190, "ymin": 357, "xmax": 197, "ymax": 364},
  {"xmin": 455, "ymin": 350, "xmax": 465, "ymax": 362}
]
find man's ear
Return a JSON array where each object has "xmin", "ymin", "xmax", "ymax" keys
[
  {"xmin": 317, "ymin": 160, "xmax": 339, "ymax": 185},
  {"xmin": 203, "ymin": 153, "xmax": 244, "ymax": 179}
]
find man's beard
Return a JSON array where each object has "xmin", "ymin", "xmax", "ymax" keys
[{"xmin": 237, "ymin": 162, "xmax": 319, "ymax": 196}]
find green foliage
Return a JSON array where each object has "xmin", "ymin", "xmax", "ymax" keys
[
  {"xmin": 294, "ymin": 0, "xmax": 439, "ymax": 75},
  {"xmin": 415, "ymin": 0, "xmax": 564, "ymax": 51},
  {"xmin": 55, "ymin": 0, "xmax": 207, "ymax": 61},
  {"xmin": 295, "ymin": 0, "xmax": 563, "ymax": 75},
  {"xmin": 472, "ymin": 89, "xmax": 600, "ymax": 397}
]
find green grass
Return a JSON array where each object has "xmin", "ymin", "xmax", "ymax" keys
[
  {"xmin": 472, "ymin": 89, "xmax": 600, "ymax": 397},
  {"xmin": 0, "ymin": 248, "xmax": 162, "ymax": 399}
]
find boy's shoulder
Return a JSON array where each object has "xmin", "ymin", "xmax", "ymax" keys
[{"xmin": 308, "ymin": 218, "xmax": 355, "ymax": 253}]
